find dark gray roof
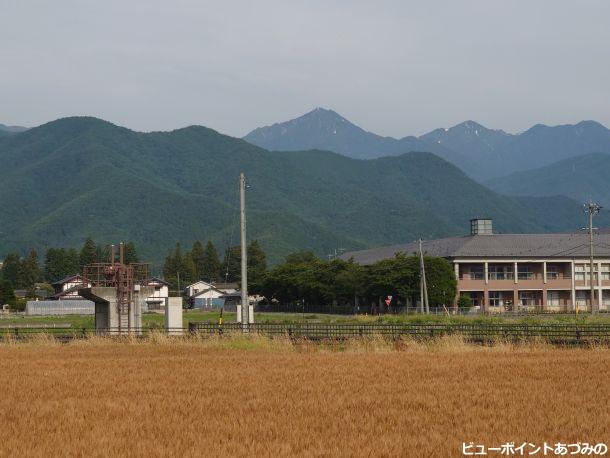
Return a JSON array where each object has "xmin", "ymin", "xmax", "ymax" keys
[
  {"xmin": 52, "ymin": 274, "xmax": 83, "ymax": 286},
  {"xmin": 148, "ymin": 277, "xmax": 172, "ymax": 286},
  {"xmin": 341, "ymin": 232, "xmax": 610, "ymax": 265}
]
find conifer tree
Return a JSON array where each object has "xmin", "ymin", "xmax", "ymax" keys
[
  {"xmin": 79, "ymin": 237, "xmax": 98, "ymax": 268},
  {"xmin": 201, "ymin": 241, "xmax": 221, "ymax": 282}
]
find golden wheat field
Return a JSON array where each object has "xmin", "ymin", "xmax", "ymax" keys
[{"xmin": 0, "ymin": 335, "xmax": 608, "ymax": 457}]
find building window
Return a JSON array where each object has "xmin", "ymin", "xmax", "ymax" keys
[
  {"xmin": 469, "ymin": 265, "xmax": 484, "ymax": 280},
  {"xmin": 519, "ymin": 291, "xmax": 535, "ymax": 306},
  {"xmin": 574, "ymin": 264, "xmax": 585, "ymax": 281},
  {"xmin": 469, "ymin": 292, "xmax": 480, "ymax": 307},
  {"xmin": 488, "ymin": 291, "xmax": 509, "ymax": 307},
  {"xmin": 574, "ymin": 264, "xmax": 600, "ymax": 282},
  {"xmin": 488, "ymin": 265, "xmax": 513, "ymax": 280},
  {"xmin": 547, "ymin": 291, "xmax": 560, "ymax": 306},
  {"xmin": 518, "ymin": 265, "xmax": 534, "ymax": 280},
  {"xmin": 575, "ymin": 290, "xmax": 588, "ymax": 306},
  {"xmin": 546, "ymin": 265, "xmax": 559, "ymax": 280}
]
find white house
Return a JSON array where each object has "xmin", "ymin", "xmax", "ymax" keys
[
  {"xmin": 184, "ymin": 281, "xmax": 238, "ymax": 309},
  {"xmin": 145, "ymin": 277, "xmax": 172, "ymax": 311},
  {"xmin": 51, "ymin": 275, "xmax": 91, "ymax": 300},
  {"xmin": 184, "ymin": 280, "xmax": 213, "ymax": 298}
]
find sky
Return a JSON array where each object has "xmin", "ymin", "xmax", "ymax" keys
[{"xmin": 1, "ymin": 0, "xmax": 609, "ymax": 137}]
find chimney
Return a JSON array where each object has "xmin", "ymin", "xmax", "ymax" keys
[{"xmin": 470, "ymin": 218, "xmax": 493, "ymax": 236}]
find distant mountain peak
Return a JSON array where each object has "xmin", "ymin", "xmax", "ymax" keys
[
  {"xmin": 456, "ymin": 120, "xmax": 486, "ymax": 130},
  {"xmin": 0, "ymin": 123, "xmax": 29, "ymax": 134},
  {"xmin": 295, "ymin": 107, "xmax": 350, "ymax": 124}
]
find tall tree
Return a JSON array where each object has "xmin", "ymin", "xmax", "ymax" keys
[
  {"xmin": 247, "ymin": 240, "xmax": 267, "ymax": 293},
  {"xmin": 124, "ymin": 242, "xmax": 139, "ymax": 264},
  {"xmin": 79, "ymin": 237, "xmax": 97, "ymax": 268},
  {"xmin": 163, "ymin": 243, "xmax": 183, "ymax": 281},
  {"xmin": 201, "ymin": 241, "xmax": 221, "ymax": 282},
  {"xmin": 222, "ymin": 245, "xmax": 241, "ymax": 283},
  {"xmin": 96, "ymin": 244, "xmax": 110, "ymax": 263},
  {"xmin": 285, "ymin": 251, "xmax": 317, "ymax": 264},
  {"xmin": 44, "ymin": 248, "xmax": 62, "ymax": 283},
  {"xmin": 44, "ymin": 248, "xmax": 80, "ymax": 282},
  {"xmin": 65, "ymin": 248, "xmax": 80, "ymax": 276},
  {"xmin": 21, "ymin": 250, "xmax": 41, "ymax": 288},
  {"xmin": 191, "ymin": 241, "xmax": 205, "ymax": 279},
  {"xmin": 0, "ymin": 279, "xmax": 16, "ymax": 306},
  {"xmin": 181, "ymin": 252, "xmax": 197, "ymax": 284},
  {"xmin": 423, "ymin": 256, "xmax": 457, "ymax": 307},
  {"xmin": 1, "ymin": 253, "xmax": 22, "ymax": 288},
  {"xmin": 163, "ymin": 243, "xmax": 196, "ymax": 289}
]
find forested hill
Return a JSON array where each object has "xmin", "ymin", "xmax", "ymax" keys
[
  {"xmin": 0, "ymin": 116, "xmax": 602, "ymax": 265},
  {"xmin": 487, "ymin": 153, "xmax": 610, "ymax": 207}
]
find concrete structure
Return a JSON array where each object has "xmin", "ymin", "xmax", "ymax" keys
[
  {"xmin": 342, "ymin": 219, "xmax": 610, "ymax": 313},
  {"xmin": 165, "ymin": 297, "xmax": 183, "ymax": 335},
  {"xmin": 79, "ymin": 286, "xmax": 154, "ymax": 332}
]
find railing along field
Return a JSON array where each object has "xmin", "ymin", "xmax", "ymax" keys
[
  {"xmin": 189, "ymin": 322, "xmax": 610, "ymax": 344},
  {"xmin": 1, "ymin": 322, "xmax": 610, "ymax": 344}
]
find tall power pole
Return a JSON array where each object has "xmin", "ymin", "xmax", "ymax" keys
[
  {"xmin": 584, "ymin": 201, "xmax": 602, "ymax": 314},
  {"xmin": 240, "ymin": 172, "xmax": 249, "ymax": 330},
  {"xmin": 418, "ymin": 239, "xmax": 429, "ymax": 314}
]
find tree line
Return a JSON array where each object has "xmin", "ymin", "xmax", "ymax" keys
[
  {"xmin": 162, "ymin": 240, "xmax": 267, "ymax": 291},
  {"xmin": 2, "ymin": 236, "xmax": 458, "ymax": 312},
  {"xmin": 0, "ymin": 238, "xmax": 138, "ymax": 307},
  {"xmin": 260, "ymin": 251, "xmax": 457, "ymax": 311}
]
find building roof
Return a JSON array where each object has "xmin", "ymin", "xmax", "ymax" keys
[
  {"xmin": 212, "ymin": 282, "xmax": 238, "ymax": 290},
  {"xmin": 185, "ymin": 280, "xmax": 212, "ymax": 289},
  {"xmin": 51, "ymin": 285, "xmax": 84, "ymax": 299},
  {"xmin": 52, "ymin": 274, "xmax": 84, "ymax": 286},
  {"xmin": 191, "ymin": 287, "xmax": 224, "ymax": 298},
  {"xmin": 341, "ymin": 232, "xmax": 610, "ymax": 265},
  {"xmin": 147, "ymin": 277, "xmax": 172, "ymax": 286}
]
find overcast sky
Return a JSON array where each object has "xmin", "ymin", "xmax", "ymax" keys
[{"xmin": 1, "ymin": 0, "xmax": 609, "ymax": 137}]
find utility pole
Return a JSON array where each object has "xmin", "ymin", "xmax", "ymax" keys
[
  {"xmin": 239, "ymin": 172, "xmax": 250, "ymax": 330},
  {"xmin": 584, "ymin": 201, "xmax": 602, "ymax": 314},
  {"xmin": 418, "ymin": 239, "xmax": 429, "ymax": 314}
]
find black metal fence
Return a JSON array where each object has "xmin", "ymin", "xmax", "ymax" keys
[
  {"xmin": 3, "ymin": 323, "xmax": 610, "ymax": 344},
  {"xmin": 189, "ymin": 322, "xmax": 610, "ymax": 343}
]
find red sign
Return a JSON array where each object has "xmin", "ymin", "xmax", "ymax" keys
[{"xmin": 385, "ymin": 295, "xmax": 392, "ymax": 306}]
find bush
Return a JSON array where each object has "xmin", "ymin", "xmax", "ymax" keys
[
  {"xmin": 458, "ymin": 295, "xmax": 472, "ymax": 311},
  {"xmin": 9, "ymin": 299, "xmax": 27, "ymax": 312}
]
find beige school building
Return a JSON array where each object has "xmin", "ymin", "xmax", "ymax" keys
[{"xmin": 343, "ymin": 219, "xmax": 610, "ymax": 313}]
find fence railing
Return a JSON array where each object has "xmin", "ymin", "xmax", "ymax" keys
[
  {"xmin": 2, "ymin": 323, "xmax": 610, "ymax": 344},
  {"xmin": 189, "ymin": 322, "xmax": 610, "ymax": 343},
  {"xmin": 0, "ymin": 327, "xmax": 185, "ymax": 339}
]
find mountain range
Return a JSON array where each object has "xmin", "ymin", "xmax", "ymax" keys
[
  {"xmin": 243, "ymin": 108, "xmax": 610, "ymax": 179},
  {"xmin": 0, "ymin": 116, "xmax": 600, "ymax": 266}
]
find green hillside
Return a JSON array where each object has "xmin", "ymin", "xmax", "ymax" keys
[
  {"xmin": 487, "ymin": 153, "xmax": 610, "ymax": 207},
  {"xmin": 0, "ymin": 117, "xmax": 602, "ymax": 265}
]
